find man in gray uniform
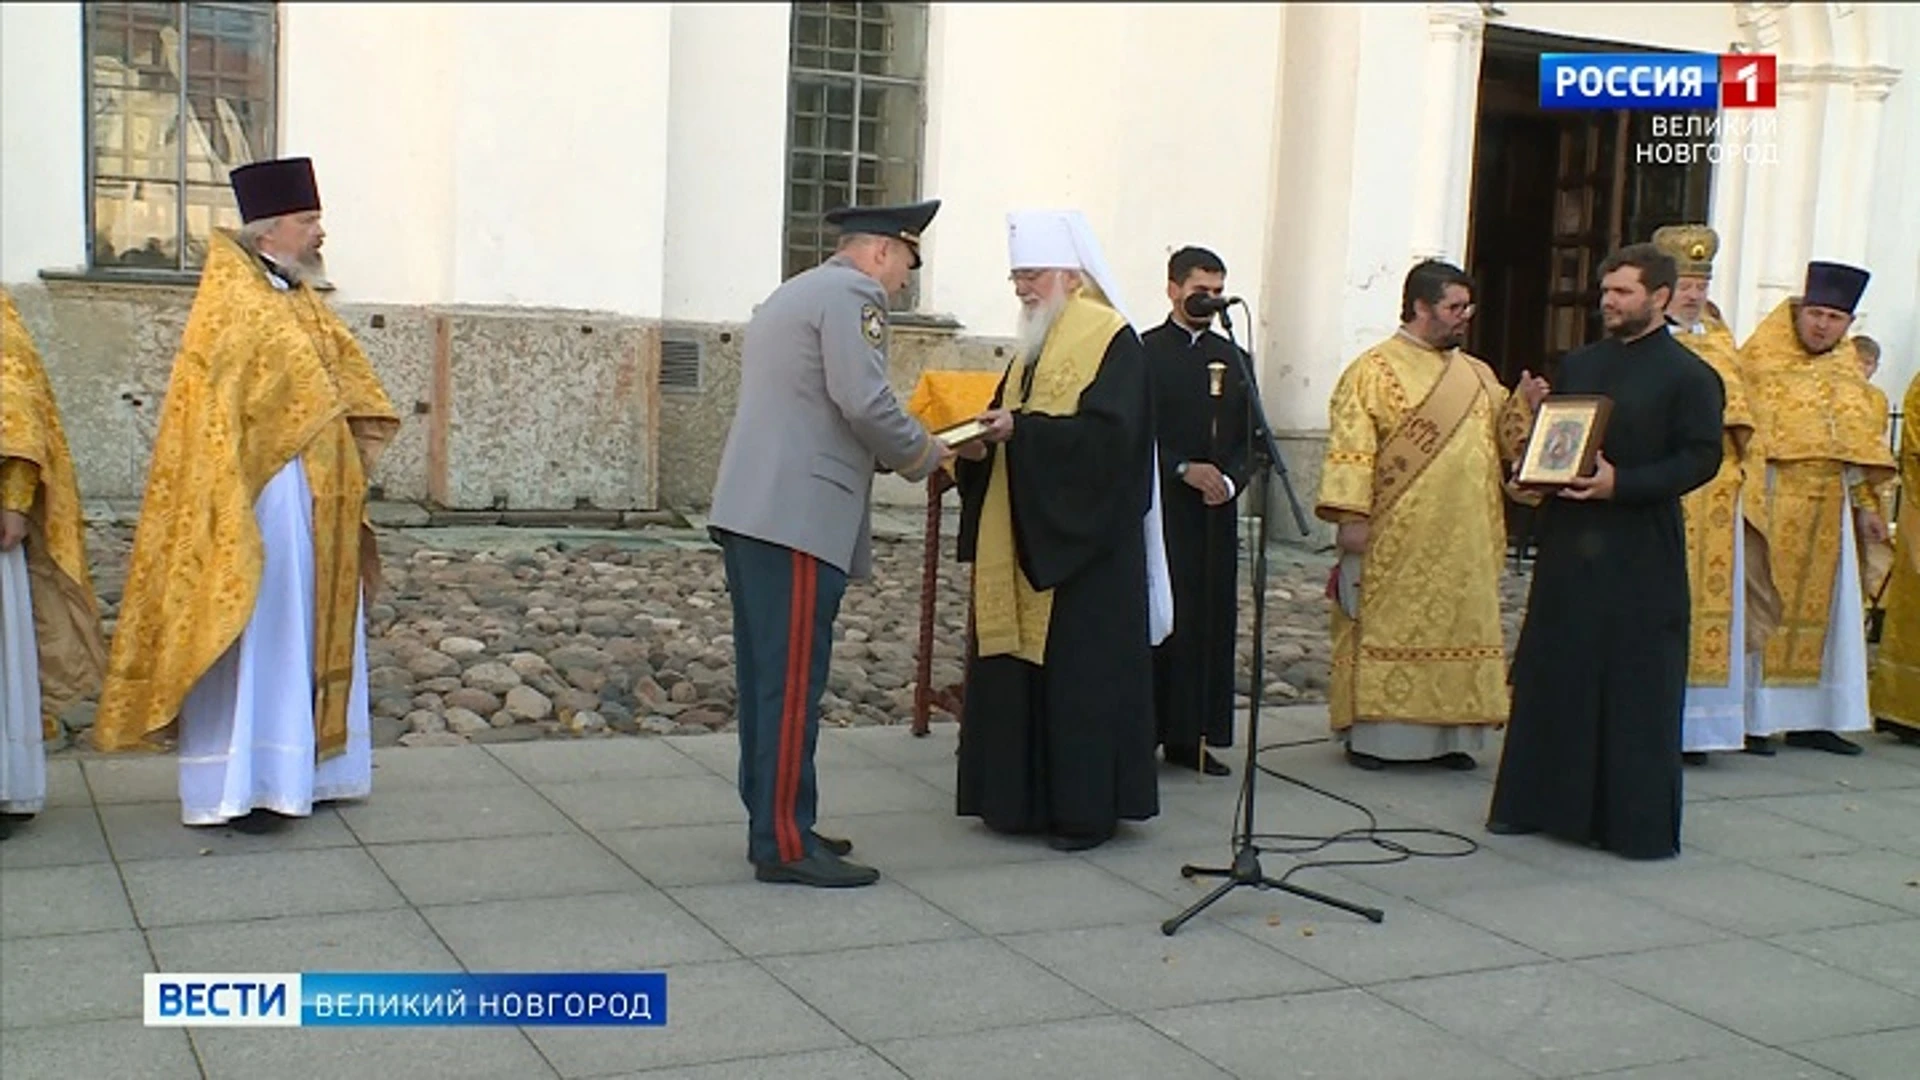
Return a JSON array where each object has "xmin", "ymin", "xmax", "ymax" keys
[{"xmin": 709, "ymin": 198, "xmax": 952, "ymax": 888}]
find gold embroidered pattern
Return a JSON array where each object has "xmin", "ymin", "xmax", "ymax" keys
[
  {"xmin": 92, "ymin": 232, "xmax": 399, "ymax": 760},
  {"xmin": 1740, "ymin": 300, "xmax": 1893, "ymax": 685},
  {"xmin": 1, "ymin": 289, "xmax": 108, "ymax": 737},
  {"xmin": 1315, "ymin": 336, "xmax": 1522, "ymax": 729}
]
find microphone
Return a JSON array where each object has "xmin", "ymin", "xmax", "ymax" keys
[{"xmin": 1182, "ymin": 293, "xmax": 1242, "ymax": 320}]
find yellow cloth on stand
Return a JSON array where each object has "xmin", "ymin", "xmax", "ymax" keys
[{"xmin": 907, "ymin": 370, "xmax": 1004, "ymax": 431}]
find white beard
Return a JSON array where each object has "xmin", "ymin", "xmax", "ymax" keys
[
  {"xmin": 265, "ymin": 248, "xmax": 329, "ymax": 289},
  {"xmin": 1014, "ymin": 291, "xmax": 1067, "ymax": 357}
]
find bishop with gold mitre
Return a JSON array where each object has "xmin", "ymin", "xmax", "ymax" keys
[
  {"xmin": 91, "ymin": 157, "xmax": 401, "ymax": 832},
  {"xmin": 1649, "ymin": 223, "xmax": 1779, "ymax": 762}
]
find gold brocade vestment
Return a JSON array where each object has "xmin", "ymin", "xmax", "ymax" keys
[
  {"xmin": 1868, "ymin": 371, "xmax": 1920, "ymax": 733},
  {"xmin": 1738, "ymin": 300, "xmax": 1893, "ymax": 685},
  {"xmin": 1314, "ymin": 334, "xmax": 1532, "ymax": 730},
  {"xmin": 0, "ymin": 289, "xmax": 108, "ymax": 735},
  {"xmin": 1671, "ymin": 315, "xmax": 1779, "ymax": 685},
  {"xmin": 91, "ymin": 232, "xmax": 399, "ymax": 760}
]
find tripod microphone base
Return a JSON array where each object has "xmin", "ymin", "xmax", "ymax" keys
[{"xmin": 1161, "ymin": 844, "xmax": 1385, "ymax": 936}]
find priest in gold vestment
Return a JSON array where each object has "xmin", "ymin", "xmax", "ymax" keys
[
  {"xmin": 92, "ymin": 158, "xmax": 401, "ymax": 831},
  {"xmin": 1, "ymin": 290, "xmax": 108, "ymax": 840},
  {"xmin": 1316, "ymin": 260, "xmax": 1544, "ymax": 770},
  {"xmin": 1850, "ymin": 337, "xmax": 1896, "ymax": 606},
  {"xmin": 1650, "ymin": 225, "xmax": 1779, "ymax": 762},
  {"xmin": 1868, "ymin": 359, "xmax": 1920, "ymax": 745},
  {"xmin": 1739, "ymin": 261, "xmax": 1889, "ymax": 756}
]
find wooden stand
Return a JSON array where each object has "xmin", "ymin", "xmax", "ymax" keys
[{"xmin": 912, "ymin": 469, "xmax": 968, "ymax": 735}]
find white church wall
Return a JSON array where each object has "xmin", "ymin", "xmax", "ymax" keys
[
  {"xmin": 919, "ymin": 2, "xmax": 1282, "ymax": 340},
  {"xmin": 661, "ymin": 2, "xmax": 790, "ymax": 323},
  {"xmin": 1491, "ymin": 3, "xmax": 1741, "ymax": 55},
  {"xmin": 280, "ymin": 2, "xmax": 457, "ymax": 305},
  {"xmin": 0, "ymin": 3, "xmax": 85, "ymax": 283},
  {"xmin": 1860, "ymin": 13, "xmax": 1919, "ymax": 403}
]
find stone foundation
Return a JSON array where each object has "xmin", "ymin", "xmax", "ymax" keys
[{"xmin": 11, "ymin": 278, "xmax": 1331, "ymax": 533}]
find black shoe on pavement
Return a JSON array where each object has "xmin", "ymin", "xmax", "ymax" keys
[
  {"xmin": 228, "ymin": 810, "xmax": 291, "ymax": 834},
  {"xmin": 753, "ymin": 850, "xmax": 880, "ymax": 888},
  {"xmin": 1743, "ymin": 735, "xmax": 1776, "ymax": 757},
  {"xmin": 1485, "ymin": 820, "xmax": 1540, "ymax": 836},
  {"xmin": 812, "ymin": 831, "xmax": 853, "ymax": 856},
  {"xmin": 1783, "ymin": 730, "xmax": 1864, "ymax": 756}
]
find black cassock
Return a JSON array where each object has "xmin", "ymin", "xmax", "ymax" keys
[
  {"xmin": 1489, "ymin": 328, "xmax": 1724, "ymax": 859},
  {"xmin": 954, "ymin": 329, "xmax": 1160, "ymax": 841},
  {"xmin": 1141, "ymin": 319, "xmax": 1251, "ymax": 754}
]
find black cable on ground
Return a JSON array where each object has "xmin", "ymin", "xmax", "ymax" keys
[{"xmin": 1216, "ymin": 735, "xmax": 1482, "ymax": 893}]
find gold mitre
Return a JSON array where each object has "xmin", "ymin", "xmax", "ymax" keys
[{"xmin": 1652, "ymin": 224, "xmax": 1718, "ymax": 279}]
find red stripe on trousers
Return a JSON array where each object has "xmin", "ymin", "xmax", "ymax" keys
[{"xmin": 774, "ymin": 551, "xmax": 817, "ymax": 863}]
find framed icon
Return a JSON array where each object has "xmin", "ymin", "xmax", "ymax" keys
[{"xmin": 1516, "ymin": 394, "xmax": 1612, "ymax": 488}]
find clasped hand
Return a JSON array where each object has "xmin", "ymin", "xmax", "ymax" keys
[
  {"xmin": 1858, "ymin": 508, "xmax": 1890, "ymax": 544},
  {"xmin": 1182, "ymin": 461, "xmax": 1232, "ymax": 506},
  {"xmin": 1557, "ymin": 451, "xmax": 1616, "ymax": 501},
  {"xmin": 0, "ymin": 509, "xmax": 27, "ymax": 551}
]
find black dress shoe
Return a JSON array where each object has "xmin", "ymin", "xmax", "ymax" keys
[
  {"xmin": 1485, "ymin": 820, "xmax": 1540, "ymax": 836},
  {"xmin": 1743, "ymin": 735, "xmax": 1777, "ymax": 756},
  {"xmin": 1783, "ymin": 730, "xmax": 1864, "ymax": 756},
  {"xmin": 812, "ymin": 831, "xmax": 853, "ymax": 856},
  {"xmin": 1046, "ymin": 830, "xmax": 1113, "ymax": 852},
  {"xmin": 1437, "ymin": 752, "xmax": 1477, "ymax": 771},
  {"xmin": 1682, "ymin": 751, "xmax": 1709, "ymax": 766},
  {"xmin": 0, "ymin": 816, "xmax": 11, "ymax": 842},
  {"xmin": 228, "ymin": 810, "xmax": 292, "ymax": 835},
  {"xmin": 743, "ymin": 831, "xmax": 851, "ymax": 864},
  {"xmin": 753, "ymin": 850, "xmax": 880, "ymax": 888},
  {"xmin": 1345, "ymin": 748, "xmax": 1386, "ymax": 771}
]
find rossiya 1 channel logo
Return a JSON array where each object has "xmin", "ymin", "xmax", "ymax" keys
[{"xmin": 1539, "ymin": 53, "xmax": 1777, "ymax": 110}]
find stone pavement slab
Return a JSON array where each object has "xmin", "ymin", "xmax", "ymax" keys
[{"xmin": 1, "ymin": 712, "xmax": 1916, "ymax": 1079}]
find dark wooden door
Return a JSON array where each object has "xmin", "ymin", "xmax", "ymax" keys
[
  {"xmin": 1541, "ymin": 112, "xmax": 1621, "ymax": 381},
  {"xmin": 1621, "ymin": 110, "xmax": 1715, "ymax": 252},
  {"xmin": 1466, "ymin": 111, "xmax": 1558, "ymax": 385}
]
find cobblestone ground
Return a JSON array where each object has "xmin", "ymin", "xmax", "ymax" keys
[{"xmin": 62, "ymin": 519, "xmax": 1534, "ymax": 749}]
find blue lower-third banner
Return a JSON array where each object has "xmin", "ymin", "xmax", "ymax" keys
[{"xmin": 144, "ymin": 972, "xmax": 668, "ymax": 1027}]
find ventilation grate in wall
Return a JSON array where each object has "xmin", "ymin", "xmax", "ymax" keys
[{"xmin": 661, "ymin": 338, "xmax": 704, "ymax": 394}]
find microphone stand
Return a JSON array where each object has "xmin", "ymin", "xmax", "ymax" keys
[
  {"xmin": 1199, "ymin": 359, "xmax": 1227, "ymax": 779},
  {"xmin": 1162, "ymin": 298, "xmax": 1384, "ymax": 936}
]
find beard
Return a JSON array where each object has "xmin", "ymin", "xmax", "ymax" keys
[
  {"xmin": 1606, "ymin": 308, "xmax": 1657, "ymax": 339},
  {"xmin": 1015, "ymin": 290, "xmax": 1068, "ymax": 357},
  {"xmin": 285, "ymin": 248, "xmax": 330, "ymax": 288},
  {"xmin": 263, "ymin": 245, "xmax": 329, "ymax": 289}
]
